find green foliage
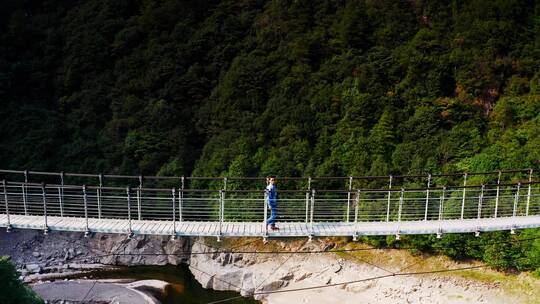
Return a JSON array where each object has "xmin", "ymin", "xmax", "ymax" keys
[
  {"xmin": 0, "ymin": 256, "xmax": 44, "ymax": 304},
  {"xmin": 364, "ymin": 230, "xmax": 540, "ymax": 273}
]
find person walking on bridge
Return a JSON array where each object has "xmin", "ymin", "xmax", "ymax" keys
[{"xmin": 266, "ymin": 176, "xmax": 279, "ymax": 230}]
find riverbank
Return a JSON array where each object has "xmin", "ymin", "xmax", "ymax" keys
[
  {"xmin": 0, "ymin": 229, "xmax": 257, "ymax": 304},
  {"xmin": 0, "ymin": 227, "xmax": 190, "ymax": 283},
  {"xmin": 32, "ymin": 280, "xmax": 162, "ymax": 304},
  {"xmin": 1, "ymin": 229, "xmax": 539, "ymax": 303},
  {"xmin": 189, "ymin": 238, "xmax": 540, "ymax": 303}
]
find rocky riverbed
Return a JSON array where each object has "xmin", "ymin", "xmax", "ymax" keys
[
  {"xmin": 32, "ymin": 279, "xmax": 164, "ymax": 304},
  {"xmin": 189, "ymin": 239, "xmax": 525, "ymax": 304},
  {"xmin": 0, "ymin": 229, "xmax": 192, "ymax": 304},
  {"xmin": 0, "ymin": 229, "xmax": 537, "ymax": 303}
]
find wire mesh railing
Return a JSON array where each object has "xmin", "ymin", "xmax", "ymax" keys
[{"xmin": 1, "ymin": 180, "xmax": 539, "ymax": 236}]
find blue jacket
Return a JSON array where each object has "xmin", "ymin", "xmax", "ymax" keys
[{"xmin": 266, "ymin": 184, "xmax": 278, "ymax": 206}]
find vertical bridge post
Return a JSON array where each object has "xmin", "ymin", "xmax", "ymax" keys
[
  {"xmin": 526, "ymin": 169, "xmax": 533, "ymax": 216},
  {"xmin": 126, "ymin": 186, "xmax": 132, "ymax": 235},
  {"xmin": 346, "ymin": 176, "xmax": 353, "ymax": 222},
  {"xmin": 179, "ymin": 176, "xmax": 184, "ymax": 222},
  {"xmin": 478, "ymin": 185, "xmax": 485, "ymax": 220},
  {"xmin": 398, "ymin": 188, "xmax": 404, "ymax": 222},
  {"xmin": 59, "ymin": 171, "xmax": 64, "ymax": 217},
  {"xmin": 396, "ymin": 188, "xmax": 404, "ymax": 238},
  {"xmin": 221, "ymin": 177, "xmax": 227, "ymax": 241},
  {"xmin": 386, "ymin": 175, "xmax": 393, "ymax": 222},
  {"xmin": 222, "ymin": 178, "xmax": 227, "ymax": 238},
  {"xmin": 354, "ymin": 189, "xmax": 360, "ymax": 224},
  {"xmin": 263, "ymin": 188, "xmax": 268, "ymax": 239},
  {"xmin": 424, "ymin": 174, "xmax": 431, "ymax": 221},
  {"xmin": 353, "ymin": 189, "xmax": 360, "ymax": 240},
  {"xmin": 305, "ymin": 177, "xmax": 311, "ymax": 223},
  {"xmin": 41, "ymin": 183, "xmax": 48, "ymax": 234},
  {"xmin": 97, "ymin": 174, "xmax": 103, "ymax": 219},
  {"xmin": 21, "ymin": 184, "xmax": 28, "ymax": 216},
  {"xmin": 23, "ymin": 170, "xmax": 28, "ymax": 215},
  {"xmin": 83, "ymin": 185, "xmax": 89, "ymax": 236},
  {"xmin": 438, "ymin": 186, "xmax": 446, "ymax": 221},
  {"xmin": 513, "ymin": 183, "xmax": 521, "ymax": 217},
  {"xmin": 171, "ymin": 188, "xmax": 176, "ymax": 238},
  {"xmin": 310, "ymin": 189, "xmax": 315, "ymax": 238},
  {"xmin": 494, "ymin": 170, "xmax": 502, "ymax": 218},
  {"xmin": 218, "ymin": 189, "xmax": 224, "ymax": 241},
  {"xmin": 461, "ymin": 173, "xmax": 467, "ymax": 219},
  {"xmin": 137, "ymin": 175, "xmax": 142, "ymax": 220},
  {"xmin": 3, "ymin": 180, "xmax": 10, "ymax": 230}
]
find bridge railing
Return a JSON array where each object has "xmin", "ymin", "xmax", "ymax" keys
[
  {"xmin": 1, "ymin": 168, "xmax": 537, "ymax": 191},
  {"xmin": 1, "ymin": 180, "xmax": 539, "ymax": 235}
]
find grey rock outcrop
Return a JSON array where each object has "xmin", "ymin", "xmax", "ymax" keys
[{"xmin": 0, "ymin": 229, "xmax": 192, "ymax": 282}]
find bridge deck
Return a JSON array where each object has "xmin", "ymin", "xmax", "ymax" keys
[{"xmin": 1, "ymin": 214, "xmax": 539, "ymax": 237}]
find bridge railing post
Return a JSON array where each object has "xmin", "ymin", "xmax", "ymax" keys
[
  {"xmin": 222, "ymin": 190, "xmax": 225, "ymax": 226},
  {"xmin": 398, "ymin": 188, "xmax": 404, "ymax": 222},
  {"xmin": 222, "ymin": 179, "xmax": 227, "ymax": 238},
  {"xmin": 3, "ymin": 180, "xmax": 10, "ymax": 229},
  {"xmin": 310, "ymin": 189, "xmax": 315, "ymax": 237},
  {"xmin": 97, "ymin": 174, "xmax": 103, "ymax": 219},
  {"xmin": 179, "ymin": 177, "xmax": 184, "ymax": 222},
  {"xmin": 221, "ymin": 178, "xmax": 226, "ymax": 240},
  {"xmin": 386, "ymin": 175, "xmax": 393, "ymax": 222},
  {"xmin": 126, "ymin": 186, "xmax": 132, "ymax": 235},
  {"xmin": 424, "ymin": 174, "xmax": 431, "ymax": 221},
  {"xmin": 461, "ymin": 173, "xmax": 467, "ymax": 219},
  {"xmin": 346, "ymin": 176, "xmax": 353, "ymax": 222},
  {"xmin": 24, "ymin": 170, "xmax": 28, "ymax": 214},
  {"xmin": 438, "ymin": 186, "xmax": 446, "ymax": 221},
  {"xmin": 478, "ymin": 185, "xmax": 485, "ymax": 219},
  {"xmin": 172, "ymin": 188, "xmax": 176, "ymax": 237},
  {"xmin": 263, "ymin": 189, "xmax": 268, "ymax": 238},
  {"xmin": 526, "ymin": 169, "xmax": 533, "ymax": 216},
  {"xmin": 494, "ymin": 170, "xmax": 501, "ymax": 218},
  {"xmin": 41, "ymin": 183, "xmax": 48, "ymax": 234},
  {"xmin": 57, "ymin": 186, "xmax": 63, "ymax": 217},
  {"xmin": 305, "ymin": 177, "xmax": 311, "ymax": 223},
  {"xmin": 83, "ymin": 185, "xmax": 89, "ymax": 235},
  {"xmin": 21, "ymin": 184, "xmax": 28, "ymax": 216},
  {"xmin": 353, "ymin": 189, "xmax": 360, "ymax": 240},
  {"xmin": 513, "ymin": 183, "xmax": 521, "ymax": 217},
  {"xmin": 354, "ymin": 190, "xmax": 360, "ymax": 224},
  {"xmin": 219, "ymin": 190, "xmax": 224, "ymax": 239},
  {"xmin": 59, "ymin": 172, "xmax": 64, "ymax": 217},
  {"xmin": 137, "ymin": 176, "xmax": 142, "ymax": 220}
]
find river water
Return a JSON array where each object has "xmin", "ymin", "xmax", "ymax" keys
[{"xmin": 74, "ymin": 264, "xmax": 260, "ymax": 304}]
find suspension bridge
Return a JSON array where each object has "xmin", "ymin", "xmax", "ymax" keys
[{"xmin": 0, "ymin": 168, "xmax": 539, "ymax": 240}]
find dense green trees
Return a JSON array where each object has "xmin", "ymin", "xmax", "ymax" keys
[
  {"xmin": 0, "ymin": 257, "xmax": 44, "ymax": 304},
  {"xmin": 1, "ymin": 0, "xmax": 538, "ymax": 177},
  {"xmin": 1, "ymin": 0, "xmax": 539, "ymax": 272}
]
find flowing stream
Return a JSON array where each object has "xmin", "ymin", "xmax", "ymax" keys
[{"xmin": 67, "ymin": 264, "xmax": 260, "ymax": 304}]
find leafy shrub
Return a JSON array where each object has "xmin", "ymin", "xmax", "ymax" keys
[{"xmin": 0, "ymin": 256, "xmax": 44, "ymax": 304}]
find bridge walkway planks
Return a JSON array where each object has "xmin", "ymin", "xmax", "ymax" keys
[{"xmin": 1, "ymin": 214, "xmax": 540, "ymax": 238}]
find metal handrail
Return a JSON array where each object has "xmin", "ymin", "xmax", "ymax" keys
[
  {"xmin": 0, "ymin": 168, "xmax": 535, "ymax": 182},
  {"xmin": 3, "ymin": 180, "xmax": 540, "ymax": 192}
]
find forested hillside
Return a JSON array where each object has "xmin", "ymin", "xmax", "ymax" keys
[{"xmin": 1, "ymin": 0, "xmax": 539, "ymax": 273}]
